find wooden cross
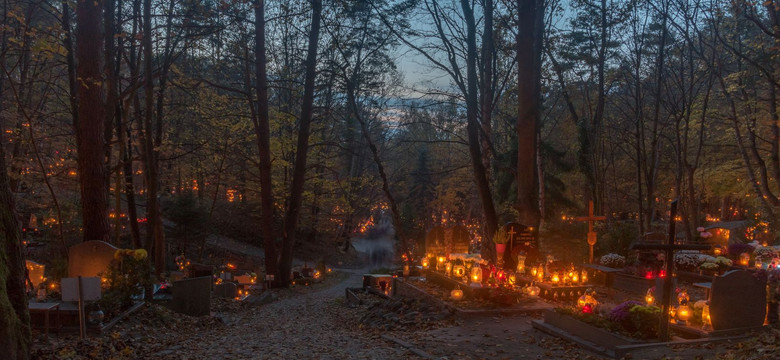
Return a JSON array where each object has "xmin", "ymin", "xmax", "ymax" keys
[
  {"xmin": 575, "ymin": 200, "xmax": 606, "ymax": 263},
  {"xmin": 632, "ymin": 200, "xmax": 711, "ymax": 341}
]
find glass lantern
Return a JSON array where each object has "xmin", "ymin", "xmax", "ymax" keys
[
  {"xmin": 739, "ymin": 252, "xmax": 750, "ymax": 266},
  {"xmin": 470, "ymin": 266, "xmax": 482, "ymax": 284},
  {"xmin": 517, "ymin": 255, "xmax": 526, "ymax": 274}
]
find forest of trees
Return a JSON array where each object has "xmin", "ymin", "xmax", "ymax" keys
[{"xmin": 3, "ymin": 1, "xmax": 780, "ymax": 352}]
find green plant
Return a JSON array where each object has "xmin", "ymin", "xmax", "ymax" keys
[
  {"xmin": 628, "ymin": 305, "xmax": 660, "ymax": 339},
  {"xmin": 492, "ymin": 228, "xmax": 509, "ymax": 245},
  {"xmin": 98, "ymin": 249, "xmax": 154, "ymax": 317}
]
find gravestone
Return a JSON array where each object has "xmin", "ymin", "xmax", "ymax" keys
[
  {"xmin": 709, "ymin": 270, "xmax": 767, "ymax": 331},
  {"xmin": 172, "ymin": 276, "xmax": 211, "ymax": 316},
  {"xmin": 425, "ymin": 226, "xmax": 446, "ymax": 256},
  {"xmin": 61, "ymin": 277, "xmax": 102, "ymax": 301},
  {"xmin": 214, "ymin": 282, "xmax": 237, "ymax": 299},
  {"xmin": 503, "ymin": 223, "xmax": 539, "ymax": 267},
  {"xmin": 189, "ymin": 263, "xmax": 214, "ymax": 278},
  {"xmin": 68, "ymin": 240, "xmax": 119, "ymax": 278},
  {"xmin": 450, "ymin": 226, "xmax": 470, "ymax": 254},
  {"xmin": 26, "ymin": 260, "xmax": 45, "ymax": 288}
]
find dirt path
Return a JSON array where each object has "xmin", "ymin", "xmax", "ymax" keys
[{"xmin": 161, "ymin": 268, "xmax": 420, "ymax": 360}]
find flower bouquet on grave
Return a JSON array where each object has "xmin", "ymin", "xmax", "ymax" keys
[
  {"xmin": 492, "ymin": 228, "xmax": 510, "ymax": 259},
  {"xmin": 599, "ymin": 253, "xmax": 625, "ymax": 269}
]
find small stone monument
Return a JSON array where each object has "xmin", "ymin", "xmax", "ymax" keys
[
  {"xmin": 450, "ymin": 226, "xmax": 471, "ymax": 254},
  {"xmin": 214, "ymin": 282, "xmax": 238, "ymax": 299},
  {"xmin": 172, "ymin": 276, "xmax": 211, "ymax": 316},
  {"xmin": 68, "ymin": 240, "xmax": 119, "ymax": 278},
  {"xmin": 709, "ymin": 270, "xmax": 767, "ymax": 331}
]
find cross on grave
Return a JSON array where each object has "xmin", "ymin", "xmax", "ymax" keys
[
  {"xmin": 575, "ymin": 200, "xmax": 606, "ymax": 263},
  {"xmin": 631, "ymin": 199, "xmax": 711, "ymax": 341}
]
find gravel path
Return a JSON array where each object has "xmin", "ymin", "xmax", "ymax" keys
[{"xmin": 170, "ymin": 268, "xmax": 420, "ymax": 360}]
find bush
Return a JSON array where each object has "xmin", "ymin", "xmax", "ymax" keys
[
  {"xmin": 597, "ymin": 222, "xmax": 638, "ymax": 256},
  {"xmin": 98, "ymin": 249, "xmax": 154, "ymax": 318},
  {"xmin": 628, "ymin": 305, "xmax": 660, "ymax": 339}
]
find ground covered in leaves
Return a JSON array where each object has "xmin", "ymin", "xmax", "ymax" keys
[{"xmin": 29, "ymin": 268, "xmax": 780, "ymax": 360}]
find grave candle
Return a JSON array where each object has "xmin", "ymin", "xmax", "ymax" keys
[
  {"xmin": 702, "ymin": 304, "xmax": 711, "ymax": 329},
  {"xmin": 450, "ymin": 288, "xmax": 464, "ymax": 301},
  {"xmin": 551, "ymin": 273, "xmax": 560, "ymax": 285},
  {"xmin": 739, "ymin": 252, "xmax": 750, "ymax": 266},
  {"xmin": 677, "ymin": 304, "xmax": 691, "ymax": 324},
  {"xmin": 528, "ymin": 283, "xmax": 540, "ymax": 296},
  {"xmin": 471, "ymin": 267, "xmax": 482, "ymax": 283},
  {"xmin": 453, "ymin": 265, "xmax": 465, "ymax": 278},
  {"xmin": 421, "ymin": 258, "xmax": 429, "ymax": 268},
  {"xmin": 645, "ymin": 292, "xmax": 654, "ymax": 306},
  {"xmin": 580, "ymin": 270, "xmax": 588, "ymax": 284},
  {"xmin": 445, "ymin": 262, "xmax": 452, "ymax": 276},
  {"xmin": 517, "ymin": 255, "xmax": 526, "ymax": 274}
]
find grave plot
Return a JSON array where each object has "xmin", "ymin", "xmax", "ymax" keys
[
  {"xmin": 532, "ymin": 203, "xmax": 773, "ymax": 358},
  {"xmin": 27, "ymin": 241, "xmax": 150, "ymax": 336}
]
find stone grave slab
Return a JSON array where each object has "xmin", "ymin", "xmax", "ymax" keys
[
  {"xmin": 710, "ymin": 270, "xmax": 766, "ymax": 331},
  {"xmin": 425, "ymin": 226, "xmax": 446, "ymax": 256},
  {"xmin": 172, "ymin": 276, "xmax": 211, "ymax": 316},
  {"xmin": 26, "ymin": 260, "xmax": 45, "ymax": 288},
  {"xmin": 450, "ymin": 226, "xmax": 470, "ymax": 254},
  {"xmin": 68, "ymin": 240, "xmax": 119, "ymax": 278},
  {"xmin": 214, "ymin": 282, "xmax": 237, "ymax": 299}
]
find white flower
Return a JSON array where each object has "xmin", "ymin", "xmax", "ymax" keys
[{"xmin": 600, "ymin": 253, "xmax": 626, "ymax": 268}]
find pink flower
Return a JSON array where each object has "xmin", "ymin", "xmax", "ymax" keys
[{"xmin": 697, "ymin": 227, "xmax": 705, "ymax": 232}]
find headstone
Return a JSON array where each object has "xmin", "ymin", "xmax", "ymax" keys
[
  {"xmin": 450, "ymin": 226, "xmax": 471, "ymax": 254},
  {"xmin": 425, "ymin": 226, "xmax": 446, "ymax": 256},
  {"xmin": 189, "ymin": 263, "xmax": 214, "ymax": 278},
  {"xmin": 61, "ymin": 277, "xmax": 102, "ymax": 301},
  {"xmin": 26, "ymin": 260, "xmax": 45, "ymax": 288},
  {"xmin": 172, "ymin": 276, "xmax": 211, "ymax": 316},
  {"xmin": 68, "ymin": 240, "xmax": 119, "ymax": 278},
  {"xmin": 709, "ymin": 270, "xmax": 767, "ymax": 331},
  {"xmin": 213, "ymin": 282, "xmax": 237, "ymax": 299},
  {"xmin": 503, "ymin": 222, "xmax": 539, "ymax": 267}
]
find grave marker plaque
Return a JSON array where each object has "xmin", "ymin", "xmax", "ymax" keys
[
  {"xmin": 172, "ymin": 276, "xmax": 211, "ymax": 316},
  {"xmin": 68, "ymin": 240, "xmax": 119, "ymax": 278},
  {"xmin": 710, "ymin": 270, "xmax": 767, "ymax": 331}
]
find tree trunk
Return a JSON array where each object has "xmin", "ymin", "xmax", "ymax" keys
[
  {"xmin": 516, "ymin": 0, "xmax": 542, "ymax": 228},
  {"xmin": 253, "ymin": 0, "xmax": 278, "ymax": 283},
  {"xmin": 76, "ymin": 0, "xmax": 109, "ymax": 242},
  {"xmin": 142, "ymin": 0, "xmax": 164, "ymax": 273},
  {"xmin": 0, "ymin": 125, "xmax": 31, "ymax": 360},
  {"xmin": 279, "ymin": 0, "xmax": 321, "ymax": 287},
  {"xmin": 479, "ymin": 0, "xmax": 494, "ymax": 178},
  {"xmin": 461, "ymin": 0, "xmax": 498, "ymax": 260},
  {"xmin": 62, "ymin": 0, "xmax": 79, "ymax": 148}
]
